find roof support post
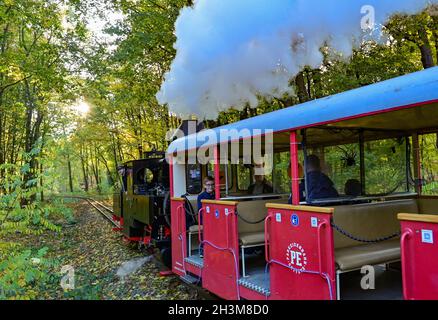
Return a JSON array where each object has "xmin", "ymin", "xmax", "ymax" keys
[
  {"xmin": 214, "ymin": 145, "xmax": 221, "ymax": 200},
  {"xmin": 359, "ymin": 130, "xmax": 366, "ymax": 196},
  {"xmin": 169, "ymin": 155, "xmax": 174, "ymax": 198},
  {"xmin": 290, "ymin": 131, "xmax": 300, "ymax": 205},
  {"xmin": 412, "ymin": 133, "xmax": 422, "ymax": 194}
]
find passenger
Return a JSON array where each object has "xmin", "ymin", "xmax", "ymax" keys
[
  {"xmin": 196, "ymin": 176, "xmax": 215, "ymax": 258},
  {"xmin": 344, "ymin": 179, "xmax": 362, "ymax": 197},
  {"xmin": 197, "ymin": 176, "xmax": 215, "ymax": 213},
  {"xmin": 248, "ymin": 164, "xmax": 273, "ymax": 195},
  {"xmin": 299, "ymin": 155, "xmax": 339, "ymax": 202}
]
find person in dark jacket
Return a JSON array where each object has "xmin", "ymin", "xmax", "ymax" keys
[
  {"xmin": 197, "ymin": 176, "xmax": 215, "ymax": 213},
  {"xmin": 196, "ymin": 176, "xmax": 215, "ymax": 258},
  {"xmin": 248, "ymin": 163, "xmax": 273, "ymax": 195},
  {"xmin": 299, "ymin": 155, "xmax": 339, "ymax": 202}
]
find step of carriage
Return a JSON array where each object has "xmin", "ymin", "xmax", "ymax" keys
[
  {"xmin": 180, "ymin": 274, "xmax": 201, "ymax": 285},
  {"xmin": 184, "ymin": 256, "xmax": 204, "ymax": 269},
  {"xmin": 238, "ymin": 277, "xmax": 271, "ymax": 297}
]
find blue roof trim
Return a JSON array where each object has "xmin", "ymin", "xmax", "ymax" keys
[{"xmin": 168, "ymin": 67, "xmax": 438, "ymax": 153}]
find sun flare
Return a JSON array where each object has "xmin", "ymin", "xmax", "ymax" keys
[{"xmin": 72, "ymin": 100, "xmax": 90, "ymax": 116}]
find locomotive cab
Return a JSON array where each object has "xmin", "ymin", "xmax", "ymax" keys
[{"xmin": 114, "ymin": 152, "xmax": 170, "ymax": 250}]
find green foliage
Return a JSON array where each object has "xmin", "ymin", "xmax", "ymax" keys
[
  {"xmin": 0, "ymin": 147, "xmax": 65, "ymax": 239},
  {"xmin": 0, "ymin": 248, "xmax": 59, "ymax": 300}
]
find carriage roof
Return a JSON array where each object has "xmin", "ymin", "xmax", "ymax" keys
[{"xmin": 168, "ymin": 67, "xmax": 438, "ymax": 153}]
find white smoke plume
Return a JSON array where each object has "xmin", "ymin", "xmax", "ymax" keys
[{"xmin": 157, "ymin": 0, "xmax": 437, "ymax": 120}]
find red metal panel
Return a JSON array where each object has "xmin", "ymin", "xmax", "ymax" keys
[
  {"xmin": 171, "ymin": 199, "xmax": 186, "ymax": 277},
  {"xmin": 266, "ymin": 208, "xmax": 336, "ymax": 300},
  {"xmin": 185, "ymin": 262, "xmax": 202, "ymax": 278},
  {"xmin": 239, "ymin": 285, "xmax": 268, "ymax": 300},
  {"xmin": 400, "ymin": 220, "xmax": 438, "ymax": 300},
  {"xmin": 202, "ymin": 202, "xmax": 240, "ymax": 300}
]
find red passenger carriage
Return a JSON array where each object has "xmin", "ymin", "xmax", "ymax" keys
[{"xmin": 168, "ymin": 67, "xmax": 438, "ymax": 300}]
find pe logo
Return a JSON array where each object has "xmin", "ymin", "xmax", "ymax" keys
[
  {"xmin": 286, "ymin": 243, "xmax": 308, "ymax": 274},
  {"xmin": 291, "ymin": 214, "xmax": 300, "ymax": 227},
  {"xmin": 215, "ymin": 210, "xmax": 220, "ymax": 219}
]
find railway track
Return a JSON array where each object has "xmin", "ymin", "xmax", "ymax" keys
[
  {"xmin": 85, "ymin": 198, "xmax": 119, "ymax": 228},
  {"xmin": 54, "ymin": 195, "xmax": 216, "ymax": 300},
  {"xmin": 52, "ymin": 195, "xmax": 119, "ymax": 228}
]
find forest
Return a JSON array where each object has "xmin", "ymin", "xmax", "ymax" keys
[{"xmin": 0, "ymin": 0, "xmax": 437, "ymax": 300}]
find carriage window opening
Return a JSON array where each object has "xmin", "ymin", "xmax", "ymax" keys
[
  {"xmin": 186, "ymin": 164, "xmax": 202, "ymax": 195},
  {"xmin": 118, "ymin": 167, "xmax": 128, "ymax": 192},
  {"xmin": 207, "ymin": 163, "xmax": 233, "ymax": 191},
  {"xmin": 364, "ymin": 137, "xmax": 408, "ymax": 195},
  {"xmin": 322, "ymin": 143, "xmax": 361, "ymax": 196},
  {"xmin": 135, "ymin": 167, "xmax": 154, "ymax": 185},
  {"xmin": 304, "ymin": 128, "xmax": 360, "ymax": 202},
  {"xmin": 273, "ymin": 151, "xmax": 291, "ymax": 194},
  {"xmin": 237, "ymin": 163, "xmax": 252, "ymax": 191},
  {"xmin": 420, "ymin": 133, "xmax": 438, "ymax": 195}
]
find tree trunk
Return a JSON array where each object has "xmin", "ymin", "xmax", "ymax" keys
[
  {"xmin": 80, "ymin": 145, "xmax": 89, "ymax": 192},
  {"xmin": 295, "ymin": 72, "xmax": 310, "ymax": 103},
  {"xmin": 67, "ymin": 153, "xmax": 74, "ymax": 193},
  {"xmin": 40, "ymin": 163, "xmax": 44, "ymax": 202},
  {"xmin": 418, "ymin": 26, "xmax": 435, "ymax": 69}
]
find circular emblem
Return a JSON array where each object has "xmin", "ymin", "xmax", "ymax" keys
[
  {"xmin": 215, "ymin": 209, "xmax": 220, "ymax": 219},
  {"xmin": 291, "ymin": 214, "xmax": 300, "ymax": 227},
  {"xmin": 286, "ymin": 242, "xmax": 308, "ymax": 274}
]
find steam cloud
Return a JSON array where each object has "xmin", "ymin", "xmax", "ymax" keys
[{"xmin": 157, "ymin": 0, "xmax": 437, "ymax": 120}]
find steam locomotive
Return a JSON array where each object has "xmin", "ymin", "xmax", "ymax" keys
[{"xmin": 112, "ymin": 151, "xmax": 173, "ymax": 267}]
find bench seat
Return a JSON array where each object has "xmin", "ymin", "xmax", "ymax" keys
[
  {"xmin": 189, "ymin": 225, "xmax": 203, "ymax": 233},
  {"xmin": 236, "ymin": 198, "xmax": 287, "ymax": 249},
  {"xmin": 335, "ymin": 239, "xmax": 400, "ymax": 271},
  {"xmin": 239, "ymin": 232, "xmax": 265, "ymax": 247}
]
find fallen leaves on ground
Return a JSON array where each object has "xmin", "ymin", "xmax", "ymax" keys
[{"xmin": 9, "ymin": 201, "xmax": 201, "ymax": 300}]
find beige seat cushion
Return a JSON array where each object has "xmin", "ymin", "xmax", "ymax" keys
[
  {"xmin": 335, "ymin": 240, "xmax": 400, "ymax": 271},
  {"xmin": 239, "ymin": 232, "xmax": 265, "ymax": 247},
  {"xmin": 237, "ymin": 198, "xmax": 287, "ymax": 235},
  {"xmin": 333, "ymin": 199, "xmax": 418, "ymax": 249},
  {"xmin": 189, "ymin": 225, "xmax": 203, "ymax": 233},
  {"xmin": 418, "ymin": 198, "xmax": 438, "ymax": 215},
  {"xmin": 236, "ymin": 198, "xmax": 287, "ymax": 248}
]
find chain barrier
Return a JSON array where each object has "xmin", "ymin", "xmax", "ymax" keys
[{"xmin": 331, "ymin": 222, "xmax": 401, "ymax": 244}]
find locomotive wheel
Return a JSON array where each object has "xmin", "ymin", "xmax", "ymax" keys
[{"xmin": 160, "ymin": 247, "xmax": 172, "ymax": 269}]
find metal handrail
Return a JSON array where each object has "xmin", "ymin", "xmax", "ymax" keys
[
  {"xmin": 264, "ymin": 215, "xmax": 273, "ymax": 262},
  {"xmin": 317, "ymin": 221, "xmax": 327, "ymax": 278},
  {"xmin": 401, "ymin": 229, "xmax": 413, "ymax": 300}
]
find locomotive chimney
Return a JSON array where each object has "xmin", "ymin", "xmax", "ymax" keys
[{"xmin": 170, "ymin": 118, "xmax": 205, "ymax": 142}]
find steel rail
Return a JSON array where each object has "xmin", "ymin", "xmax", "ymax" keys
[{"xmin": 52, "ymin": 195, "xmax": 119, "ymax": 228}]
